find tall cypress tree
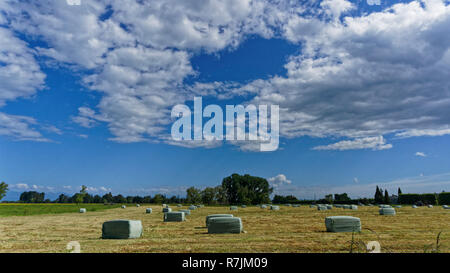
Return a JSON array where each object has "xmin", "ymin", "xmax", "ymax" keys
[
  {"xmin": 398, "ymin": 187, "xmax": 402, "ymax": 196},
  {"xmin": 384, "ymin": 189, "xmax": 390, "ymax": 204},
  {"xmin": 375, "ymin": 186, "xmax": 383, "ymax": 203}
]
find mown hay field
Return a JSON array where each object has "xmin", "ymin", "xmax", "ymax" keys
[{"xmin": 0, "ymin": 204, "xmax": 448, "ymax": 253}]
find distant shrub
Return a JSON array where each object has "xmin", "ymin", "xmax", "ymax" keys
[
  {"xmin": 438, "ymin": 192, "xmax": 450, "ymax": 205},
  {"xmin": 399, "ymin": 193, "xmax": 437, "ymax": 205}
]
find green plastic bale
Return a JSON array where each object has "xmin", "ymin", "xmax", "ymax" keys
[
  {"xmin": 325, "ymin": 216, "xmax": 361, "ymax": 233},
  {"xmin": 102, "ymin": 220, "xmax": 143, "ymax": 239},
  {"xmin": 241, "ymin": 205, "xmax": 247, "ymax": 208},
  {"xmin": 189, "ymin": 205, "xmax": 197, "ymax": 210},
  {"xmin": 208, "ymin": 217, "xmax": 243, "ymax": 234},
  {"xmin": 326, "ymin": 205, "xmax": 333, "ymax": 210},
  {"xmin": 379, "ymin": 207, "xmax": 396, "ymax": 215},
  {"xmin": 79, "ymin": 208, "xmax": 86, "ymax": 213},
  {"xmin": 179, "ymin": 209, "xmax": 191, "ymax": 215},
  {"xmin": 230, "ymin": 206, "xmax": 238, "ymax": 210},
  {"xmin": 162, "ymin": 207, "xmax": 172, "ymax": 213},
  {"xmin": 164, "ymin": 212, "xmax": 185, "ymax": 222},
  {"xmin": 146, "ymin": 208, "xmax": 152, "ymax": 214},
  {"xmin": 270, "ymin": 205, "xmax": 280, "ymax": 210},
  {"xmin": 206, "ymin": 214, "xmax": 234, "ymax": 226}
]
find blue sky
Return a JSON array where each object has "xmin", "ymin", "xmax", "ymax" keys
[{"xmin": 1, "ymin": 0, "xmax": 450, "ymax": 200}]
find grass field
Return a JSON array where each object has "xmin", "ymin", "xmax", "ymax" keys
[
  {"xmin": 0, "ymin": 203, "xmax": 121, "ymax": 217},
  {"xmin": 0, "ymin": 204, "xmax": 448, "ymax": 253}
]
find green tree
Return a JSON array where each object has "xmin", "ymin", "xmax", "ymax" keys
[
  {"xmin": 102, "ymin": 192, "xmax": 113, "ymax": 203},
  {"xmin": 221, "ymin": 174, "xmax": 273, "ymax": 205},
  {"xmin": 215, "ymin": 185, "xmax": 228, "ymax": 205},
  {"xmin": 334, "ymin": 193, "xmax": 351, "ymax": 202},
  {"xmin": 398, "ymin": 187, "xmax": 402, "ymax": 196},
  {"xmin": 186, "ymin": 187, "xmax": 202, "ymax": 204},
  {"xmin": 74, "ymin": 185, "xmax": 87, "ymax": 204},
  {"xmin": 0, "ymin": 182, "xmax": 8, "ymax": 201},
  {"xmin": 201, "ymin": 187, "xmax": 218, "ymax": 205},
  {"xmin": 374, "ymin": 186, "xmax": 384, "ymax": 203},
  {"xmin": 384, "ymin": 189, "xmax": 390, "ymax": 204},
  {"xmin": 152, "ymin": 194, "xmax": 164, "ymax": 204},
  {"xmin": 56, "ymin": 194, "xmax": 70, "ymax": 203},
  {"xmin": 19, "ymin": 191, "xmax": 45, "ymax": 203}
]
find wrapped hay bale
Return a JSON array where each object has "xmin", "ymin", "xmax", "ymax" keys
[
  {"xmin": 121, "ymin": 205, "xmax": 126, "ymax": 209},
  {"xmin": 395, "ymin": 205, "xmax": 402, "ymax": 208},
  {"xmin": 270, "ymin": 205, "xmax": 280, "ymax": 210},
  {"xmin": 241, "ymin": 205, "xmax": 247, "ymax": 208},
  {"xmin": 412, "ymin": 205, "xmax": 418, "ymax": 208},
  {"xmin": 164, "ymin": 211, "xmax": 185, "ymax": 222},
  {"xmin": 343, "ymin": 205, "xmax": 352, "ymax": 209},
  {"xmin": 443, "ymin": 205, "xmax": 449, "ymax": 209},
  {"xmin": 102, "ymin": 220, "xmax": 143, "ymax": 239},
  {"xmin": 136, "ymin": 204, "xmax": 140, "ymax": 207},
  {"xmin": 206, "ymin": 214, "xmax": 234, "ymax": 226},
  {"xmin": 230, "ymin": 206, "xmax": 238, "ymax": 210},
  {"xmin": 285, "ymin": 204, "xmax": 292, "ymax": 207},
  {"xmin": 293, "ymin": 204, "xmax": 300, "ymax": 207},
  {"xmin": 162, "ymin": 207, "xmax": 172, "ymax": 213},
  {"xmin": 325, "ymin": 216, "xmax": 361, "ymax": 233},
  {"xmin": 189, "ymin": 205, "xmax": 197, "ymax": 210},
  {"xmin": 146, "ymin": 208, "xmax": 152, "ymax": 214},
  {"xmin": 428, "ymin": 205, "xmax": 433, "ymax": 208},
  {"xmin": 379, "ymin": 204, "xmax": 391, "ymax": 208},
  {"xmin": 179, "ymin": 209, "xmax": 191, "ymax": 215},
  {"xmin": 208, "ymin": 217, "xmax": 243, "ymax": 234},
  {"xmin": 326, "ymin": 205, "xmax": 333, "ymax": 210},
  {"xmin": 317, "ymin": 205, "xmax": 327, "ymax": 211},
  {"xmin": 79, "ymin": 208, "xmax": 86, "ymax": 213},
  {"xmin": 350, "ymin": 205, "xmax": 358, "ymax": 210},
  {"xmin": 310, "ymin": 205, "xmax": 317, "ymax": 208},
  {"xmin": 177, "ymin": 204, "xmax": 182, "ymax": 207},
  {"xmin": 379, "ymin": 207, "xmax": 396, "ymax": 215},
  {"xmin": 260, "ymin": 205, "xmax": 267, "ymax": 209}
]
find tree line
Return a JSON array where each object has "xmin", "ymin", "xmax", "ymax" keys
[
  {"xmin": 1, "ymin": 177, "xmax": 448, "ymax": 205},
  {"xmin": 0, "ymin": 174, "xmax": 274, "ymax": 205}
]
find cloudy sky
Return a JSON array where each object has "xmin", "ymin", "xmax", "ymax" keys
[{"xmin": 1, "ymin": 0, "xmax": 450, "ymax": 200}]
